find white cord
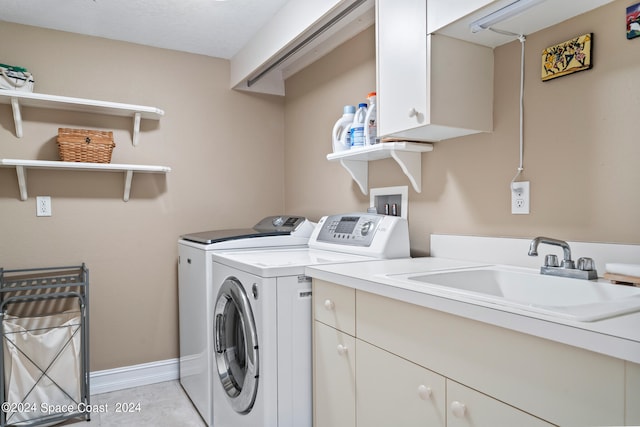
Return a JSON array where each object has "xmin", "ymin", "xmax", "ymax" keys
[
  {"xmin": 488, "ymin": 28, "xmax": 527, "ymax": 184},
  {"xmin": 511, "ymin": 34, "xmax": 526, "ymax": 184}
]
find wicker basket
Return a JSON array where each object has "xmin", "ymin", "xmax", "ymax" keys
[{"xmin": 57, "ymin": 128, "xmax": 115, "ymax": 163}]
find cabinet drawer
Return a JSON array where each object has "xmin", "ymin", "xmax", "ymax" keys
[
  {"xmin": 447, "ymin": 380, "xmax": 553, "ymax": 427},
  {"xmin": 356, "ymin": 340, "xmax": 445, "ymax": 427},
  {"xmin": 356, "ymin": 290, "xmax": 625, "ymax": 426},
  {"xmin": 313, "ymin": 280, "xmax": 355, "ymax": 335},
  {"xmin": 313, "ymin": 321, "xmax": 356, "ymax": 427}
]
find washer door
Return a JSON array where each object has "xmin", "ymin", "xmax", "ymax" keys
[{"xmin": 214, "ymin": 277, "xmax": 259, "ymax": 414}]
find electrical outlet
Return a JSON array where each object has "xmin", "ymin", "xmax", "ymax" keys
[
  {"xmin": 511, "ymin": 181, "xmax": 530, "ymax": 215},
  {"xmin": 36, "ymin": 196, "xmax": 52, "ymax": 217}
]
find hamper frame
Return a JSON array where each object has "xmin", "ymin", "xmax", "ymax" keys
[{"xmin": 0, "ymin": 264, "xmax": 90, "ymax": 427}]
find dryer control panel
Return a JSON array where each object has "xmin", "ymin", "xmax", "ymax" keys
[{"xmin": 309, "ymin": 213, "xmax": 410, "ymax": 259}]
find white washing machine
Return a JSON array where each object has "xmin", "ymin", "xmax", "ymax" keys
[
  {"xmin": 210, "ymin": 213, "xmax": 410, "ymax": 427},
  {"xmin": 178, "ymin": 216, "xmax": 315, "ymax": 426}
]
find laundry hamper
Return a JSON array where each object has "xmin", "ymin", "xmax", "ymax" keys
[{"xmin": 0, "ymin": 265, "xmax": 90, "ymax": 427}]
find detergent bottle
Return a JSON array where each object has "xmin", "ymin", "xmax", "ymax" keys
[
  {"xmin": 364, "ymin": 92, "xmax": 377, "ymax": 145},
  {"xmin": 332, "ymin": 105, "xmax": 356, "ymax": 152},
  {"xmin": 351, "ymin": 103, "xmax": 368, "ymax": 148}
]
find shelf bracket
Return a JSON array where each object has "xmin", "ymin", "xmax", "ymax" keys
[
  {"xmin": 15, "ymin": 165, "xmax": 28, "ymax": 200},
  {"xmin": 340, "ymin": 159, "xmax": 368, "ymax": 195},
  {"xmin": 390, "ymin": 149, "xmax": 422, "ymax": 193},
  {"xmin": 10, "ymin": 97, "xmax": 23, "ymax": 138},
  {"xmin": 123, "ymin": 170, "xmax": 134, "ymax": 202},
  {"xmin": 132, "ymin": 112, "xmax": 141, "ymax": 147}
]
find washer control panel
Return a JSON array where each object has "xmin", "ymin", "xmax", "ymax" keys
[
  {"xmin": 253, "ymin": 215, "xmax": 307, "ymax": 233},
  {"xmin": 315, "ymin": 214, "xmax": 382, "ymax": 246}
]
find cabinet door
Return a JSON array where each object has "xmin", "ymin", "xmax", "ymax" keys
[
  {"xmin": 356, "ymin": 340, "xmax": 445, "ymax": 427},
  {"xmin": 314, "ymin": 321, "xmax": 356, "ymax": 427},
  {"xmin": 376, "ymin": 0, "xmax": 428, "ymax": 137},
  {"xmin": 447, "ymin": 380, "xmax": 553, "ymax": 427}
]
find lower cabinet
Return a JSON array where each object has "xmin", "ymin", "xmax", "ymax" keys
[{"xmin": 313, "ymin": 279, "xmax": 636, "ymax": 426}]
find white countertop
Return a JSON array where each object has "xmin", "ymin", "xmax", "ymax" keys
[{"xmin": 305, "ymin": 257, "xmax": 640, "ymax": 364}]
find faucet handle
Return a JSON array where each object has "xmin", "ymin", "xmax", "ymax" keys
[
  {"xmin": 577, "ymin": 257, "xmax": 596, "ymax": 272},
  {"xmin": 544, "ymin": 254, "xmax": 559, "ymax": 267}
]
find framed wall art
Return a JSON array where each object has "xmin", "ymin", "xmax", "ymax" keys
[
  {"xmin": 627, "ymin": 2, "xmax": 640, "ymax": 39},
  {"xmin": 541, "ymin": 33, "xmax": 593, "ymax": 82}
]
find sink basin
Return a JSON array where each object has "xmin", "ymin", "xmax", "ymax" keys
[{"xmin": 388, "ymin": 266, "xmax": 640, "ymax": 321}]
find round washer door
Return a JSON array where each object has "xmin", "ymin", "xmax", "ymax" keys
[{"xmin": 214, "ymin": 277, "xmax": 259, "ymax": 414}]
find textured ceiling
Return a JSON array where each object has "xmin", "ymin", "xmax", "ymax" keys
[{"xmin": 0, "ymin": 0, "xmax": 291, "ymax": 59}]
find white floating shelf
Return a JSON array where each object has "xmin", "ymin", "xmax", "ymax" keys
[
  {"xmin": 0, "ymin": 90, "xmax": 164, "ymax": 146},
  {"xmin": 0, "ymin": 159, "xmax": 171, "ymax": 202},
  {"xmin": 326, "ymin": 142, "xmax": 433, "ymax": 194}
]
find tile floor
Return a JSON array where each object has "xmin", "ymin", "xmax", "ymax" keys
[{"xmin": 67, "ymin": 380, "xmax": 206, "ymax": 426}]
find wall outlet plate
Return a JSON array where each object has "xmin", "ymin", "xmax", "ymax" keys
[
  {"xmin": 511, "ymin": 181, "xmax": 530, "ymax": 215},
  {"xmin": 36, "ymin": 196, "xmax": 52, "ymax": 217}
]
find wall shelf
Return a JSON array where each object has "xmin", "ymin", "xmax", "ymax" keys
[
  {"xmin": 0, "ymin": 90, "xmax": 164, "ymax": 146},
  {"xmin": 326, "ymin": 142, "xmax": 433, "ymax": 194},
  {"xmin": 0, "ymin": 159, "xmax": 171, "ymax": 202}
]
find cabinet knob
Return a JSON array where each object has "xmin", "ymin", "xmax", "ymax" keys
[
  {"xmin": 336, "ymin": 344, "xmax": 348, "ymax": 356},
  {"xmin": 408, "ymin": 107, "xmax": 418, "ymax": 117},
  {"xmin": 450, "ymin": 401, "xmax": 466, "ymax": 418},
  {"xmin": 417, "ymin": 385, "xmax": 432, "ymax": 400},
  {"xmin": 324, "ymin": 299, "xmax": 335, "ymax": 310}
]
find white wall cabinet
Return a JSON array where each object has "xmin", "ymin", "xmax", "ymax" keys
[
  {"xmin": 313, "ymin": 279, "xmax": 639, "ymax": 426},
  {"xmin": 375, "ymin": 0, "xmax": 493, "ymax": 142}
]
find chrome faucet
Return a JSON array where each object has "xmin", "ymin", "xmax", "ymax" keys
[
  {"xmin": 528, "ymin": 236, "xmax": 597, "ymax": 280},
  {"xmin": 528, "ymin": 236, "xmax": 574, "ymax": 268}
]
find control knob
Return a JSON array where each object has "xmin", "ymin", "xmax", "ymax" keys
[
  {"xmin": 360, "ymin": 221, "xmax": 374, "ymax": 236},
  {"xmin": 272, "ymin": 216, "xmax": 285, "ymax": 227}
]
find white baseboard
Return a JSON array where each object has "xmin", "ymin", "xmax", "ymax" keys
[{"xmin": 90, "ymin": 358, "xmax": 179, "ymax": 395}]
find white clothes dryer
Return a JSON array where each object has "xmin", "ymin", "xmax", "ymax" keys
[
  {"xmin": 210, "ymin": 213, "xmax": 410, "ymax": 427},
  {"xmin": 178, "ymin": 216, "xmax": 315, "ymax": 426}
]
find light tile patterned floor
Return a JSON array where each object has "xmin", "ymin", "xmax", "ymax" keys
[{"xmin": 69, "ymin": 380, "xmax": 206, "ymax": 426}]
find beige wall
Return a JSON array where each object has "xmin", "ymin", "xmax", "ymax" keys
[
  {"xmin": 285, "ymin": 0, "xmax": 640, "ymax": 256},
  {"xmin": 1, "ymin": 0, "xmax": 639, "ymax": 372},
  {"xmin": 0, "ymin": 23, "xmax": 285, "ymax": 370}
]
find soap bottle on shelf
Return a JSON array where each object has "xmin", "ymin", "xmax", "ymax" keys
[
  {"xmin": 364, "ymin": 92, "xmax": 377, "ymax": 145},
  {"xmin": 332, "ymin": 105, "xmax": 356, "ymax": 152},
  {"xmin": 351, "ymin": 103, "xmax": 368, "ymax": 148}
]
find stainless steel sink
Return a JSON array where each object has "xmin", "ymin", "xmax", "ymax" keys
[{"xmin": 387, "ymin": 266, "xmax": 640, "ymax": 321}]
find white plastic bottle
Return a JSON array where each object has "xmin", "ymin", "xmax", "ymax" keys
[
  {"xmin": 332, "ymin": 105, "xmax": 356, "ymax": 152},
  {"xmin": 351, "ymin": 103, "xmax": 368, "ymax": 148},
  {"xmin": 364, "ymin": 92, "xmax": 377, "ymax": 145}
]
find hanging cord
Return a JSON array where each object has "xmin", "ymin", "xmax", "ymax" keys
[
  {"xmin": 487, "ymin": 28, "xmax": 527, "ymax": 184},
  {"xmin": 512, "ymin": 34, "xmax": 526, "ymax": 184}
]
